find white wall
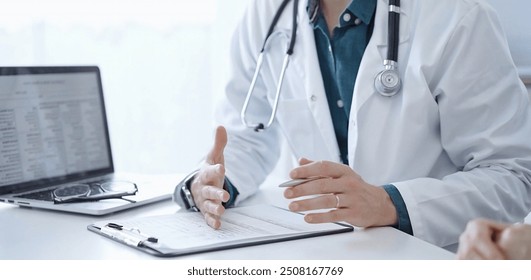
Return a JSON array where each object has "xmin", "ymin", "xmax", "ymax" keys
[
  {"xmin": 492, "ymin": 0, "xmax": 531, "ymax": 221},
  {"xmin": 487, "ymin": 0, "xmax": 531, "ymax": 83},
  {"xmin": 0, "ymin": 0, "xmax": 249, "ymax": 174}
]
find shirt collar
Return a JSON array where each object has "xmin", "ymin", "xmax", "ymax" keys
[
  {"xmin": 349, "ymin": 0, "xmax": 377, "ymax": 25},
  {"xmin": 307, "ymin": 0, "xmax": 320, "ymax": 23},
  {"xmin": 307, "ymin": 0, "xmax": 376, "ymax": 25}
]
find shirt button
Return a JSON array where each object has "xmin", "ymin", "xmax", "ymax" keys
[
  {"xmin": 342, "ymin": 13, "xmax": 351, "ymax": 22},
  {"xmin": 337, "ymin": 100, "xmax": 344, "ymax": 108},
  {"xmin": 311, "ymin": 95, "xmax": 317, "ymax": 102},
  {"xmin": 354, "ymin": 18, "xmax": 362, "ymax": 25}
]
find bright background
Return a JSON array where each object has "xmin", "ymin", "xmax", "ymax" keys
[{"xmin": 0, "ymin": 0, "xmax": 249, "ymax": 174}]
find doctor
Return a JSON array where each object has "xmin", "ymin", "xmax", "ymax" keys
[{"xmin": 175, "ymin": 0, "xmax": 531, "ymax": 248}]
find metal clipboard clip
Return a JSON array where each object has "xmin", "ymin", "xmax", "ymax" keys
[{"xmin": 100, "ymin": 222, "xmax": 159, "ymax": 247}]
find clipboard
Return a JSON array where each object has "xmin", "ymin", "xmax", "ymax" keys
[{"xmin": 87, "ymin": 204, "xmax": 353, "ymax": 257}]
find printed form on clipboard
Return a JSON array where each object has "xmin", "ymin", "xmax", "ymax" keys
[{"xmin": 87, "ymin": 204, "xmax": 353, "ymax": 257}]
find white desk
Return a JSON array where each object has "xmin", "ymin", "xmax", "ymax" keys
[{"xmin": 0, "ymin": 186, "xmax": 454, "ymax": 260}]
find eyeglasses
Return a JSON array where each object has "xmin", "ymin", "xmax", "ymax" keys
[{"xmin": 53, "ymin": 181, "xmax": 138, "ymax": 204}]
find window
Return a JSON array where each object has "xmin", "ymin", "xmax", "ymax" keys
[{"xmin": 0, "ymin": 0, "xmax": 248, "ymax": 173}]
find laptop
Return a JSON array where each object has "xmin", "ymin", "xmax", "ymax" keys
[{"xmin": 0, "ymin": 66, "xmax": 175, "ymax": 215}]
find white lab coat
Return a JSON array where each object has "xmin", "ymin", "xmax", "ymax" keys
[{"xmin": 216, "ymin": 0, "xmax": 531, "ymax": 247}]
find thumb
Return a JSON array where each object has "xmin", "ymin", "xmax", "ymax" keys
[
  {"xmin": 206, "ymin": 126, "xmax": 227, "ymax": 165},
  {"xmin": 298, "ymin": 157, "xmax": 313, "ymax": 166}
]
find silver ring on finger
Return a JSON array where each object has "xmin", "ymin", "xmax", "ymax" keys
[{"xmin": 334, "ymin": 194, "xmax": 340, "ymax": 208}]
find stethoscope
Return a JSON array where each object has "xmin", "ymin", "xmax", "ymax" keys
[{"xmin": 241, "ymin": 0, "xmax": 401, "ymax": 132}]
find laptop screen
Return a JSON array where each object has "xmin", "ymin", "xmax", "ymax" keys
[{"xmin": 0, "ymin": 67, "xmax": 113, "ymax": 192}]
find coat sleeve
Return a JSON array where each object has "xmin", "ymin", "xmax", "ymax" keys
[{"xmin": 394, "ymin": 3, "xmax": 531, "ymax": 247}]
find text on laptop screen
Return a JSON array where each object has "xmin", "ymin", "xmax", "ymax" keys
[{"xmin": 0, "ymin": 72, "xmax": 111, "ymax": 187}]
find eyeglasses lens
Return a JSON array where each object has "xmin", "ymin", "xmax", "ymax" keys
[
  {"xmin": 53, "ymin": 184, "xmax": 90, "ymax": 198},
  {"xmin": 101, "ymin": 181, "xmax": 137, "ymax": 193}
]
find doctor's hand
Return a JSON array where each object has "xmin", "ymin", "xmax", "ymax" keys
[
  {"xmin": 283, "ymin": 158, "xmax": 397, "ymax": 228},
  {"xmin": 190, "ymin": 126, "xmax": 230, "ymax": 229}
]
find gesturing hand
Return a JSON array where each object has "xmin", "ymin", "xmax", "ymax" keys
[
  {"xmin": 191, "ymin": 126, "xmax": 230, "ymax": 229},
  {"xmin": 283, "ymin": 158, "xmax": 397, "ymax": 228}
]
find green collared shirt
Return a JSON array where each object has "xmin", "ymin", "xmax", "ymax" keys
[{"xmin": 309, "ymin": 0, "xmax": 376, "ymax": 164}]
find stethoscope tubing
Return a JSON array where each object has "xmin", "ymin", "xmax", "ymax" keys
[
  {"xmin": 388, "ymin": 0, "xmax": 400, "ymax": 62},
  {"xmin": 241, "ymin": 0, "xmax": 299, "ymax": 131}
]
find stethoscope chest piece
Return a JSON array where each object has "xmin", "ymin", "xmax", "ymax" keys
[
  {"xmin": 374, "ymin": 0, "xmax": 402, "ymax": 97},
  {"xmin": 375, "ymin": 67, "xmax": 401, "ymax": 97}
]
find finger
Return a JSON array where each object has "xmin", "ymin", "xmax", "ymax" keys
[
  {"xmin": 298, "ymin": 157, "xmax": 313, "ymax": 166},
  {"xmin": 206, "ymin": 126, "xmax": 228, "ymax": 165},
  {"xmin": 284, "ymin": 178, "xmax": 347, "ymax": 198},
  {"xmin": 456, "ymin": 246, "xmax": 471, "ymax": 259},
  {"xmin": 456, "ymin": 240, "xmax": 473, "ymax": 259},
  {"xmin": 204, "ymin": 212, "xmax": 222, "ymax": 229},
  {"xmin": 201, "ymin": 185, "xmax": 230, "ymax": 202},
  {"xmin": 473, "ymin": 220, "xmax": 509, "ymax": 254},
  {"xmin": 202, "ymin": 199, "xmax": 226, "ymax": 216},
  {"xmin": 466, "ymin": 228, "xmax": 506, "ymax": 260},
  {"xmin": 198, "ymin": 164, "xmax": 225, "ymax": 187},
  {"xmin": 290, "ymin": 160, "xmax": 350, "ymax": 179},
  {"xmin": 459, "ymin": 248, "xmax": 484, "ymax": 260},
  {"xmin": 489, "ymin": 223, "xmax": 510, "ymax": 243},
  {"xmin": 288, "ymin": 194, "xmax": 338, "ymax": 212},
  {"xmin": 477, "ymin": 219, "xmax": 509, "ymax": 232},
  {"xmin": 474, "ymin": 239, "xmax": 505, "ymax": 260}
]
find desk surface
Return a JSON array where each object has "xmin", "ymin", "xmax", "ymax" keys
[{"xmin": 0, "ymin": 185, "xmax": 454, "ymax": 260}]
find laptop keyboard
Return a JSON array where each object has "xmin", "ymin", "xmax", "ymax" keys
[
  {"xmin": 15, "ymin": 179, "xmax": 110, "ymax": 202},
  {"xmin": 17, "ymin": 189, "xmax": 54, "ymax": 201}
]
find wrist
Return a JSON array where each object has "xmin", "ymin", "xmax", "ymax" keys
[
  {"xmin": 182, "ymin": 183, "xmax": 198, "ymax": 212},
  {"xmin": 376, "ymin": 186, "xmax": 398, "ymax": 226},
  {"xmin": 381, "ymin": 184, "xmax": 413, "ymax": 235},
  {"xmin": 175, "ymin": 170, "xmax": 200, "ymax": 212},
  {"xmin": 222, "ymin": 177, "xmax": 239, "ymax": 207}
]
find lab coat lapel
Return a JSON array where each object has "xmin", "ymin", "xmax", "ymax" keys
[{"xmin": 353, "ymin": 0, "xmax": 410, "ymax": 113}]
